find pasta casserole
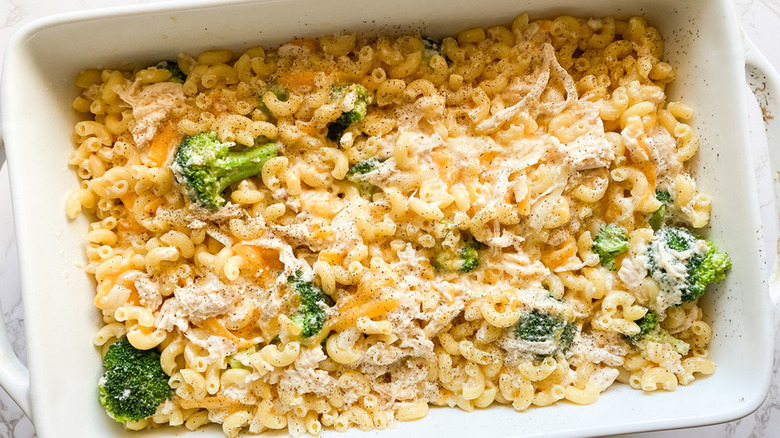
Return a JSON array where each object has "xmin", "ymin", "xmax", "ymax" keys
[{"xmin": 66, "ymin": 12, "xmax": 732, "ymax": 437}]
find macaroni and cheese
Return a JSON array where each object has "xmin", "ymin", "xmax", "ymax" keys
[{"xmin": 67, "ymin": 13, "xmax": 725, "ymax": 437}]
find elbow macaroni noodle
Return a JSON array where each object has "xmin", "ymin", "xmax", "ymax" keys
[{"xmin": 69, "ymin": 14, "xmax": 718, "ymax": 437}]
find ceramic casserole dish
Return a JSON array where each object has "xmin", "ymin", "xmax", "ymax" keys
[{"xmin": 1, "ymin": 0, "xmax": 780, "ymax": 436}]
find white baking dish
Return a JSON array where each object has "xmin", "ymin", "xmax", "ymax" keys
[{"xmin": 1, "ymin": 0, "xmax": 779, "ymax": 436}]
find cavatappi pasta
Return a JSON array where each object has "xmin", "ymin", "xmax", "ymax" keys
[{"xmin": 68, "ymin": 14, "xmax": 721, "ymax": 437}]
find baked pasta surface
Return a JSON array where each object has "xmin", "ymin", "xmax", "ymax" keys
[{"xmin": 67, "ymin": 13, "xmax": 726, "ymax": 436}]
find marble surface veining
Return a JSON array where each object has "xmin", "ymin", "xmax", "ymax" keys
[{"xmin": 1, "ymin": 0, "xmax": 780, "ymax": 437}]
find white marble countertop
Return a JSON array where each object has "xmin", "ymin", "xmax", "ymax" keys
[{"xmin": 1, "ymin": 0, "xmax": 780, "ymax": 437}]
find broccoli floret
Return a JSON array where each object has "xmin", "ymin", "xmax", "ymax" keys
[
  {"xmin": 346, "ymin": 158, "xmax": 385, "ymax": 197},
  {"xmin": 627, "ymin": 311, "xmax": 690, "ymax": 355},
  {"xmin": 327, "ymin": 84, "xmax": 371, "ymax": 142},
  {"xmin": 648, "ymin": 207, "xmax": 665, "ymax": 231},
  {"xmin": 632, "ymin": 310, "xmax": 659, "ymax": 338},
  {"xmin": 459, "ymin": 240, "xmax": 480, "ymax": 272},
  {"xmin": 514, "ymin": 310, "xmax": 576, "ymax": 353},
  {"xmin": 227, "ymin": 345, "xmax": 258, "ymax": 369},
  {"xmin": 433, "ymin": 239, "xmax": 481, "ymax": 273},
  {"xmin": 422, "ymin": 37, "xmax": 441, "ymax": 58},
  {"xmin": 98, "ymin": 338, "xmax": 171, "ymax": 424},
  {"xmin": 347, "ymin": 157, "xmax": 383, "ymax": 177},
  {"xmin": 647, "ymin": 227, "xmax": 732, "ymax": 304},
  {"xmin": 592, "ymin": 224, "xmax": 629, "ymax": 270},
  {"xmin": 648, "ymin": 190, "xmax": 695, "ymax": 229},
  {"xmin": 693, "ymin": 248, "xmax": 732, "ymax": 294},
  {"xmin": 648, "ymin": 190, "xmax": 672, "ymax": 230},
  {"xmin": 420, "ymin": 37, "xmax": 444, "ymax": 66},
  {"xmin": 421, "ymin": 37, "xmax": 452, "ymax": 66},
  {"xmin": 153, "ymin": 60, "xmax": 185, "ymax": 84},
  {"xmin": 655, "ymin": 190, "xmax": 672, "ymax": 203},
  {"xmin": 258, "ymin": 84, "xmax": 289, "ymax": 119},
  {"xmin": 287, "ymin": 271, "xmax": 333, "ymax": 338},
  {"xmin": 173, "ymin": 132, "xmax": 278, "ymax": 209}
]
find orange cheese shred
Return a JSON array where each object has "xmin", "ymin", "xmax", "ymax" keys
[
  {"xmin": 147, "ymin": 119, "xmax": 179, "ymax": 167},
  {"xmin": 331, "ymin": 298, "xmax": 400, "ymax": 331}
]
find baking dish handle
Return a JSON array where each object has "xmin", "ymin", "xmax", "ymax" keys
[
  {"xmin": 743, "ymin": 32, "xmax": 780, "ymax": 333},
  {"xmin": 0, "ymin": 135, "xmax": 32, "ymax": 417}
]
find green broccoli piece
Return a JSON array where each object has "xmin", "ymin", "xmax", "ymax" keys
[
  {"xmin": 647, "ymin": 227, "xmax": 732, "ymax": 304},
  {"xmin": 459, "ymin": 240, "xmax": 480, "ymax": 272},
  {"xmin": 421, "ymin": 37, "xmax": 451, "ymax": 66},
  {"xmin": 648, "ymin": 190, "xmax": 672, "ymax": 230},
  {"xmin": 514, "ymin": 310, "xmax": 576, "ymax": 353},
  {"xmin": 173, "ymin": 132, "xmax": 278, "ymax": 209},
  {"xmin": 422, "ymin": 37, "xmax": 441, "ymax": 57},
  {"xmin": 152, "ymin": 60, "xmax": 185, "ymax": 84},
  {"xmin": 632, "ymin": 310, "xmax": 659, "ymax": 340},
  {"xmin": 346, "ymin": 157, "xmax": 385, "ymax": 197},
  {"xmin": 227, "ymin": 345, "xmax": 258, "ymax": 369},
  {"xmin": 648, "ymin": 206, "xmax": 665, "ymax": 231},
  {"xmin": 327, "ymin": 84, "xmax": 371, "ymax": 142},
  {"xmin": 655, "ymin": 190, "xmax": 672, "ymax": 203},
  {"xmin": 592, "ymin": 224, "xmax": 629, "ymax": 270},
  {"xmin": 287, "ymin": 271, "xmax": 333, "ymax": 338},
  {"xmin": 627, "ymin": 311, "xmax": 690, "ymax": 355},
  {"xmin": 98, "ymin": 338, "xmax": 171, "ymax": 424},
  {"xmin": 258, "ymin": 84, "xmax": 289, "ymax": 119},
  {"xmin": 433, "ymin": 239, "xmax": 481, "ymax": 273},
  {"xmin": 693, "ymin": 247, "xmax": 732, "ymax": 294}
]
